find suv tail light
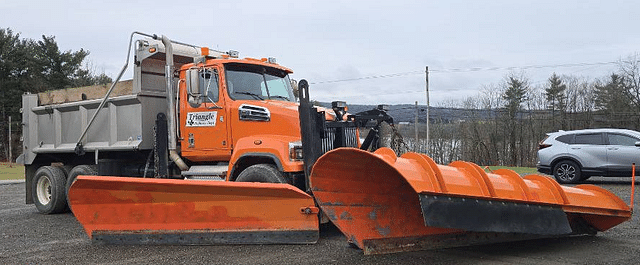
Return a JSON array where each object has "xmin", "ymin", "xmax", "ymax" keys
[{"xmin": 539, "ymin": 142, "xmax": 552, "ymax": 150}]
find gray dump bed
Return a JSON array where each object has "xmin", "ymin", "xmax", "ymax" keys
[{"xmin": 20, "ymin": 37, "xmax": 207, "ymax": 165}]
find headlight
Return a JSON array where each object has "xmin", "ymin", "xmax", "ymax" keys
[{"xmin": 289, "ymin": 141, "xmax": 303, "ymax": 161}]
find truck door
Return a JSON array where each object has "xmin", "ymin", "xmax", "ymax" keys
[{"xmin": 181, "ymin": 67, "xmax": 230, "ymax": 160}]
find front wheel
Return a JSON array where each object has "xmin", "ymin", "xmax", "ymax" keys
[
  {"xmin": 553, "ymin": 160, "xmax": 582, "ymax": 184},
  {"xmin": 32, "ymin": 166, "xmax": 68, "ymax": 214},
  {"xmin": 236, "ymin": 164, "xmax": 287, "ymax": 183}
]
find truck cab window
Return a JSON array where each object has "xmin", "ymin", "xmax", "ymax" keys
[
  {"xmin": 200, "ymin": 69, "xmax": 219, "ymax": 103},
  {"xmin": 225, "ymin": 63, "xmax": 294, "ymax": 101}
]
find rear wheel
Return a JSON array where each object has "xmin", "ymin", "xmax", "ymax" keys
[
  {"xmin": 66, "ymin": 165, "xmax": 98, "ymax": 208},
  {"xmin": 236, "ymin": 164, "xmax": 287, "ymax": 183},
  {"xmin": 32, "ymin": 166, "xmax": 68, "ymax": 214},
  {"xmin": 553, "ymin": 160, "xmax": 582, "ymax": 184}
]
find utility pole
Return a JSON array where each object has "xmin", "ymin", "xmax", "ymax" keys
[
  {"xmin": 8, "ymin": 116, "xmax": 11, "ymax": 163},
  {"xmin": 425, "ymin": 66, "xmax": 430, "ymax": 155},
  {"xmin": 414, "ymin": 101, "xmax": 419, "ymax": 152}
]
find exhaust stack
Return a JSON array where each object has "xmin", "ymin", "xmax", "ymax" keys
[{"xmin": 160, "ymin": 35, "xmax": 188, "ymax": 171}]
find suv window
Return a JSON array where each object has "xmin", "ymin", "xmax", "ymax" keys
[
  {"xmin": 574, "ymin": 133, "xmax": 604, "ymax": 145},
  {"xmin": 556, "ymin": 134, "xmax": 574, "ymax": 144},
  {"xmin": 608, "ymin": 133, "xmax": 639, "ymax": 146}
]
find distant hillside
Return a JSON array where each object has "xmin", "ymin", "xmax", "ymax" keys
[{"xmin": 317, "ymin": 102, "xmax": 497, "ymax": 123}]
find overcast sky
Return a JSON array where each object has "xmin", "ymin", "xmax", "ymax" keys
[{"xmin": 2, "ymin": 0, "xmax": 638, "ymax": 105}]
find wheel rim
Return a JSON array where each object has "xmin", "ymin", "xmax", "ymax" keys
[
  {"xmin": 36, "ymin": 175, "xmax": 52, "ymax": 205},
  {"xmin": 557, "ymin": 163, "xmax": 576, "ymax": 181}
]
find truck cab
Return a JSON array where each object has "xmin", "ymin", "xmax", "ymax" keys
[{"xmin": 178, "ymin": 57, "xmax": 305, "ymax": 185}]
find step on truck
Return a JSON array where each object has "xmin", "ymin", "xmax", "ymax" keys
[{"xmin": 19, "ymin": 32, "xmax": 632, "ymax": 254}]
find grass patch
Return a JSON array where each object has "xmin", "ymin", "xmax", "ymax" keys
[
  {"xmin": 0, "ymin": 163, "xmax": 24, "ymax": 180},
  {"xmin": 482, "ymin": 165, "xmax": 542, "ymax": 176}
]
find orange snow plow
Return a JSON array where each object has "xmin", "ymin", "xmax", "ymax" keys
[
  {"xmin": 310, "ymin": 147, "xmax": 632, "ymax": 254},
  {"xmin": 68, "ymin": 176, "xmax": 319, "ymax": 245}
]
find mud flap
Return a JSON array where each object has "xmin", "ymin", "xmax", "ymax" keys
[{"xmin": 69, "ymin": 176, "xmax": 319, "ymax": 245}]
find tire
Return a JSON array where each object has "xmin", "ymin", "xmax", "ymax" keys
[
  {"xmin": 553, "ymin": 160, "xmax": 582, "ymax": 184},
  {"xmin": 32, "ymin": 166, "xmax": 68, "ymax": 214},
  {"xmin": 66, "ymin": 165, "xmax": 98, "ymax": 208},
  {"xmin": 236, "ymin": 164, "xmax": 287, "ymax": 183},
  {"xmin": 61, "ymin": 164, "xmax": 74, "ymax": 178},
  {"xmin": 60, "ymin": 164, "xmax": 74, "ymax": 212}
]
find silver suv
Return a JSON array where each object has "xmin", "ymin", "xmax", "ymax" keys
[{"xmin": 537, "ymin": 128, "xmax": 640, "ymax": 183}]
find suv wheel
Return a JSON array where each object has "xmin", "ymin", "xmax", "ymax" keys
[{"xmin": 553, "ymin": 160, "xmax": 582, "ymax": 184}]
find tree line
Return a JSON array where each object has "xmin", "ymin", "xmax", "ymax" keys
[
  {"xmin": 398, "ymin": 54, "xmax": 640, "ymax": 167},
  {"xmin": 2, "ymin": 27, "xmax": 639, "ymax": 169},
  {"xmin": 0, "ymin": 28, "xmax": 112, "ymax": 162}
]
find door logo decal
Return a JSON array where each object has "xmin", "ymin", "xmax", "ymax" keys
[{"xmin": 186, "ymin": 111, "xmax": 218, "ymax": 127}]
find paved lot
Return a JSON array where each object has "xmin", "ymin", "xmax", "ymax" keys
[{"xmin": 1, "ymin": 177, "xmax": 639, "ymax": 264}]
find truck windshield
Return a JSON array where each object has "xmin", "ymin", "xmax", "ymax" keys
[{"xmin": 225, "ymin": 63, "xmax": 295, "ymax": 102}]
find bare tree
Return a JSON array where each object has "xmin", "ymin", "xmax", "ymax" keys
[{"xmin": 617, "ymin": 54, "xmax": 640, "ymax": 128}]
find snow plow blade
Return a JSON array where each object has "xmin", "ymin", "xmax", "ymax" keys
[
  {"xmin": 68, "ymin": 176, "xmax": 319, "ymax": 245},
  {"xmin": 310, "ymin": 148, "xmax": 632, "ymax": 255}
]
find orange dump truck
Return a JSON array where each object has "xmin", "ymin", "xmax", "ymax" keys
[{"xmin": 19, "ymin": 32, "xmax": 632, "ymax": 254}]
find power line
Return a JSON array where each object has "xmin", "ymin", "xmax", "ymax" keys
[
  {"xmin": 430, "ymin": 61, "xmax": 618, "ymax": 73},
  {"xmin": 309, "ymin": 60, "xmax": 624, "ymax": 85},
  {"xmin": 319, "ymin": 90, "xmax": 425, "ymax": 99},
  {"xmin": 309, "ymin": 71, "xmax": 422, "ymax": 85}
]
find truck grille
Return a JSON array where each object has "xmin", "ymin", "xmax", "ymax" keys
[
  {"xmin": 321, "ymin": 126, "xmax": 359, "ymax": 154},
  {"xmin": 239, "ymin": 104, "xmax": 270, "ymax": 121}
]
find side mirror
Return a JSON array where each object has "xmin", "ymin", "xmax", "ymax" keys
[
  {"xmin": 186, "ymin": 69, "xmax": 201, "ymax": 96},
  {"xmin": 186, "ymin": 69, "xmax": 203, "ymax": 107}
]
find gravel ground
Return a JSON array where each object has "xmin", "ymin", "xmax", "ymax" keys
[{"xmin": 1, "ymin": 177, "xmax": 639, "ymax": 264}]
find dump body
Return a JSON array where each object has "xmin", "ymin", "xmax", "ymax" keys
[
  {"xmin": 21, "ymin": 84, "xmax": 163, "ymax": 163},
  {"xmin": 20, "ymin": 38, "xmax": 206, "ymax": 165},
  {"xmin": 20, "ymin": 37, "xmax": 211, "ymax": 202}
]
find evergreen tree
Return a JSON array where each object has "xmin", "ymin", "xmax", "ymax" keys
[
  {"xmin": 502, "ymin": 75, "xmax": 529, "ymax": 166},
  {"xmin": 503, "ymin": 76, "xmax": 528, "ymax": 118},
  {"xmin": 34, "ymin": 35, "xmax": 90, "ymax": 91},
  {"xmin": 545, "ymin": 73, "xmax": 567, "ymax": 130},
  {"xmin": 0, "ymin": 28, "xmax": 112, "ymax": 161},
  {"xmin": 594, "ymin": 74, "xmax": 630, "ymax": 114}
]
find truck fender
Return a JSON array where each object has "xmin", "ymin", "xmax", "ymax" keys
[
  {"xmin": 228, "ymin": 153, "xmax": 284, "ymax": 181},
  {"xmin": 227, "ymin": 135, "xmax": 304, "ymax": 181}
]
